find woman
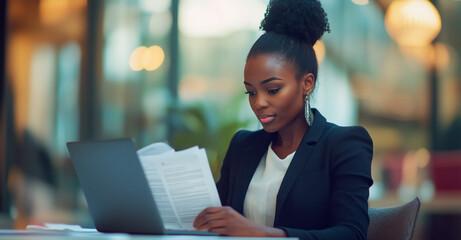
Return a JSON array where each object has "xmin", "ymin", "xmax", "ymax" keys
[{"xmin": 193, "ymin": 0, "xmax": 373, "ymax": 239}]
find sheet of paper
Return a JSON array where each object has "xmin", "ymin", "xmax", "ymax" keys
[
  {"xmin": 137, "ymin": 142, "xmax": 174, "ymax": 156},
  {"xmin": 26, "ymin": 223, "xmax": 98, "ymax": 233},
  {"xmin": 140, "ymin": 155, "xmax": 183, "ymax": 230},
  {"xmin": 140, "ymin": 147, "xmax": 221, "ymax": 230}
]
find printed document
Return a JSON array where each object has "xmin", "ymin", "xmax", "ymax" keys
[{"xmin": 137, "ymin": 143, "xmax": 221, "ymax": 230}]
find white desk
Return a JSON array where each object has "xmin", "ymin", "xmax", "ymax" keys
[{"xmin": 0, "ymin": 230, "xmax": 298, "ymax": 240}]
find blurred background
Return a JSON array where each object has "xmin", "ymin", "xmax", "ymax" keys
[{"xmin": 0, "ymin": 0, "xmax": 460, "ymax": 239}]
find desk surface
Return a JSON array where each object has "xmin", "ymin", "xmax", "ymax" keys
[{"xmin": 0, "ymin": 230, "xmax": 297, "ymax": 240}]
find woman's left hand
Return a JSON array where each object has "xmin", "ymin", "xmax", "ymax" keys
[{"xmin": 193, "ymin": 206, "xmax": 286, "ymax": 237}]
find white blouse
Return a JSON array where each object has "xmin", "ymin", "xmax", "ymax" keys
[{"xmin": 243, "ymin": 143, "xmax": 296, "ymax": 227}]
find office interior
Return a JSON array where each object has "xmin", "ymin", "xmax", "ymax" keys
[{"xmin": 0, "ymin": 0, "xmax": 460, "ymax": 239}]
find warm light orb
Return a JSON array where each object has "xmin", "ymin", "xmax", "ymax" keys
[
  {"xmin": 39, "ymin": 0, "xmax": 86, "ymax": 25},
  {"xmin": 415, "ymin": 148, "xmax": 430, "ymax": 168},
  {"xmin": 385, "ymin": 0, "xmax": 441, "ymax": 47},
  {"xmin": 129, "ymin": 45, "xmax": 165, "ymax": 71},
  {"xmin": 433, "ymin": 42, "xmax": 451, "ymax": 70},
  {"xmin": 313, "ymin": 40, "xmax": 326, "ymax": 64},
  {"xmin": 144, "ymin": 46, "xmax": 165, "ymax": 71},
  {"xmin": 129, "ymin": 46, "xmax": 147, "ymax": 71}
]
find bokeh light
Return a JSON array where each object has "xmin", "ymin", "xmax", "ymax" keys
[
  {"xmin": 39, "ymin": 0, "xmax": 86, "ymax": 25},
  {"xmin": 144, "ymin": 46, "xmax": 165, "ymax": 71},
  {"xmin": 415, "ymin": 148, "xmax": 430, "ymax": 168},
  {"xmin": 385, "ymin": 0, "xmax": 441, "ymax": 47},
  {"xmin": 313, "ymin": 40, "xmax": 326, "ymax": 64},
  {"xmin": 129, "ymin": 46, "xmax": 165, "ymax": 71},
  {"xmin": 129, "ymin": 46, "xmax": 147, "ymax": 71}
]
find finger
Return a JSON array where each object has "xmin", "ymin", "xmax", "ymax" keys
[
  {"xmin": 196, "ymin": 219, "xmax": 228, "ymax": 231},
  {"xmin": 193, "ymin": 207, "xmax": 227, "ymax": 228},
  {"xmin": 194, "ymin": 207, "xmax": 233, "ymax": 227},
  {"xmin": 194, "ymin": 211, "xmax": 228, "ymax": 230},
  {"xmin": 193, "ymin": 210, "xmax": 207, "ymax": 228},
  {"xmin": 204, "ymin": 207, "xmax": 228, "ymax": 213},
  {"xmin": 197, "ymin": 207, "xmax": 226, "ymax": 219}
]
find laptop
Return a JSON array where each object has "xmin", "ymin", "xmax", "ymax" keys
[{"xmin": 67, "ymin": 138, "xmax": 217, "ymax": 235}]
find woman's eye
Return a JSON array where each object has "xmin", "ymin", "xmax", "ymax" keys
[
  {"xmin": 245, "ymin": 91, "xmax": 256, "ymax": 96},
  {"xmin": 268, "ymin": 88, "xmax": 280, "ymax": 95}
]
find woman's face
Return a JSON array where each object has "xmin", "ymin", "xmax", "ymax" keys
[{"xmin": 244, "ymin": 54, "xmax": 313, "ymax": 133}]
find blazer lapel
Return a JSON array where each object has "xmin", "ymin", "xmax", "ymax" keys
[
  {"xmin": 232, "ymin": 131, "xmax": 274, "ymax": 214},
  {"xmin": 274, "ymin": 109, "xmax": 326, "ymax": 224}
]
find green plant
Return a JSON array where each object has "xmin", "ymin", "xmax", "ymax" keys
[{"xmin": 169, "ymin": 95, "xmax": 252, "ymax": 181}]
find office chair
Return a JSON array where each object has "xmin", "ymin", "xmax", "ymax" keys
[{"xmin": 368, "ymin": 197, "xmax": 421, "ymax": 240}]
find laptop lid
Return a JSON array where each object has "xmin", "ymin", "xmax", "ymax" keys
[{"xmin": 67, "ymin": 139, "xmax": 164, "ymax": 234}]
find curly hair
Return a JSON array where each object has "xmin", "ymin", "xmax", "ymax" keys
[
  {"xmin": 261, "ymin": 0, "xmax": 330, "ymax": 45},
  {"xmin": 247, "ymin": 0, "xmax": 330, "ymax": 82}
]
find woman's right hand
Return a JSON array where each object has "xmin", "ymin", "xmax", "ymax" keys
[{"xmin": 193, "ymin": 206, "xmax": 286, "ymax": 237}]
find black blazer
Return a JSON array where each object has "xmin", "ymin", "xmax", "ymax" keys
[{"xmin": 216, "ymin": 109, "xmax": 373, "ymax": 240}]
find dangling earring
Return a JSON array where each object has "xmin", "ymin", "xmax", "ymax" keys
[{"xmin": 305, "ymin": 94, "xmax": 313, "ymax": 126}]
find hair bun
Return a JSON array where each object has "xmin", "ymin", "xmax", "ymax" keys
[{"xmin": 260, "ymin": 0, "xmax": 330, "ymax": 46}]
